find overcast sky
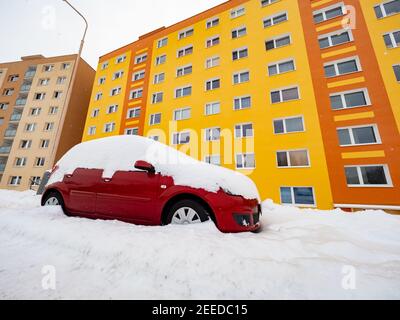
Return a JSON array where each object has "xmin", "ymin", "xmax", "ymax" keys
[{"xmin": 0, "ymin": 0, "xmax": 225, "ymax": 68}]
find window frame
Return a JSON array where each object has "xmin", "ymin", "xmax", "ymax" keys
[
  {"xmin": 318, "ymin": 29, "xmax": 354, "ymax": 49},
  {"xmin": 329, "ymin": 88, "xmax": 371, "ymax": 110},
  {"xmin": 324, "ymin": 56, "xmax": 362, "ymax": 78},
  {"xmin": 280, "ymin": 186, "xmax": 316, "ymax": 207},
  {"xmin": 273, "ymin": 115, "xmax": 305, "ymax": 135},
  {"xmin": 276, "ymin": 149, "xmax": 311, "ymax": 168},
  {"xmin": 337, "ymin": 124, "xmax": 382, "ymax": 147},
  {"xmin": 345, "ymin": 164, "xmax": 393, "ymax": 187},
  {"xmin": 235, "ymin": 153, "xmax": 256, "ymax": 169}
]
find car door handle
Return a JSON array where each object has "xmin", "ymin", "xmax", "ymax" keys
[{"xmin": 103, "ymin": 178, "xmax": 112, "ymax": 183}]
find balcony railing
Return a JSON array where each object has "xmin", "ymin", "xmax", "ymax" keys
[
  {"xmin": 24, "ymin": 71, "xmax": 36, "ymax": 78},
  {"xmin": 0, "ymin": 146, "xmax": 11, "ymax": 154},
  {"xmin": 20, "ymin": 85, "xmax": 31, "ymax": 92},
  {"xmin": 15, "ymin": 99, "xmax": 27, "ymax": 106},
  {"xmin": 4, "ymin": 130, "xmax": 17, "ymax": 137},
  {"xmin": 10, "ymin": 114, "xmax": 22, "ymax": 121},
  {"xmin": 0, "ymin": 164, "xmax": 6, "ymax": 172}
]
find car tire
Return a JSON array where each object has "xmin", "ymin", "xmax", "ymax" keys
[
  {"xmin": 167, "ymin": 199, "xmax": 210, "ymax": 225},
  {"xmin": 42, "ymin": 191, "xmax": 69, "ymax": 216}
]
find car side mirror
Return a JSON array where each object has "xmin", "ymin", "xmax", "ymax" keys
[{"xmin": 134, "ymin": 160, "xmax": 155, "ymax": 173}]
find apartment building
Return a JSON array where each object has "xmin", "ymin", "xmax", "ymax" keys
[
  {"xmin": 82, "ymin": 0, "xmax": 400, "ymax": 211},
  {"xmin": 0, "ymin": 54, "xmax": 95, "ymax": 190}
]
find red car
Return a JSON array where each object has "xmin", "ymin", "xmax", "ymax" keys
[{"xmin": 41, "ymin": 136, "xmax": 261, "ymax": 233}]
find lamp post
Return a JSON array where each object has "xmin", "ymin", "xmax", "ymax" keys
[{"xmin": 37, "ymin": 0, "xmax": 89, "ymax": 194}]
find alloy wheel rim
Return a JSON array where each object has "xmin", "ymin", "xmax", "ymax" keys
[
  {"xmin": 45, "ymin": 197, "xmax": 60, "ymax": 206},
  {"xmin": 172, "ymin": 207, "xmax": 201, "ymax": 224}
]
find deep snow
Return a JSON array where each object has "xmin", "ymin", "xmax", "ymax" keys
[{"xmin": 0, "ymin": 190, "xmax": 399, "ymax": 300}]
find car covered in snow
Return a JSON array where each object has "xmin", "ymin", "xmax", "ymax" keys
[{"xmin": 41, "ymin": 136, "xmax": 261, "ymax": 233}]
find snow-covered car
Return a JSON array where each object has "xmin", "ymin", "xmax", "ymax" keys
[{"xmin": 41, "ymin": 135, "xmax": 261, "ymax": 233}]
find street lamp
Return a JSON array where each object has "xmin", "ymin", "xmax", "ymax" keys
[{"xmin": 38, "ymin": 0, "xmax": 89, "ymax": 194}]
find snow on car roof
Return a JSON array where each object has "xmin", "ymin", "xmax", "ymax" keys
[{"xmin": 48, "ymin": 135, "xmax": 260, "ymax": 201}]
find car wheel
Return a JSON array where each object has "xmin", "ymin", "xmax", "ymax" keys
[
  {"xmin": 167, "ymin": 199, "xmax": 209, "ymax": 225},
  {"xmin": 42, "ymin": 191, "xmax": 68, "ymax": 215}
]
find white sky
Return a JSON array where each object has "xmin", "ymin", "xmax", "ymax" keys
[{"xmin": 0, "ymin": 0, "xmax": 226, "ymax": 68}]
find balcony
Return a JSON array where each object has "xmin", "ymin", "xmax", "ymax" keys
[
  {"xmin": 15, "ymin": 99, "xmax": 27, "ymax": 106},
  {"xmin": 4, "ymin": 130, "xmax": 17, "ymax": 137},
  {"xmin": 0, "ymin": 164, "xmax": 5, "ymax": 172},
  {"xmin": 10, "ymin": 114, "xmax": 22, "ymax": 121},
  {"xmin": 20, "ymin": 85, "xmax": 31, "ymax": 93},
  {"xmin": 0, "ymin": 146, "xmax": 11, "ymax": 154},
  {"xmin": 24, "ymin": 71, "xmax": 36, "ymax": 79}
]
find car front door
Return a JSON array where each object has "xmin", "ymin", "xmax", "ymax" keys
[{"xmin": 95, "ymin": 170, "xmax": 161, "ymax": 223}]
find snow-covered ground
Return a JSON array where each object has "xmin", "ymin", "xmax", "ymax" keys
[{"xmin": 0, "ymin": 190, "xmax": 399, "ymax": 300}]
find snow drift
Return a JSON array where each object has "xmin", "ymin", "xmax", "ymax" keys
[{"xmin": 47, "ymin": 135, "xmax": 260, "ymax": 200}]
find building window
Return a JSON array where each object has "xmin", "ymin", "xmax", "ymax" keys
[
  {"xmin": 236, "ymin": 153, "xmax": 255, "ymax": 169},
  {"xmin": 235, "ymin": 123, "xmax": 253, "ymax": 138},
  {"xmin": 232, "ymin": 48, "xmax": 248, "ymax": 61},
  {"xmin": 115, "ymin": 55, "xmax": 126, "ymax": 64},
  {"xmin": 205, "ymin": 102, "xmax": 220, "ymax": 115},
  {"xmin": 337, "ymin": 125, "xmax": 381, "ymax": 146},
  {"xmin": 277, "ymin": 150, "xmax": 310, "ymax": 168},
  {"xmin": 205, "ymin": 78, "xmax": 220, "ymax": 91},
  {"xmin": 206, "ymin": 17, "xmax": 219, "ymax": 28},
  {"xmin": 130, "ymin": 88, "xmax": 143, "ymax": 99},
  {"xmin": 157, "ymin": 37, "xmax": 168, "ymax": 48},
  {"xmin": 178, "ymin": 28, "xmax": 194, "ymax": 40},
  {"xmin": 271, "ymin": 86, "xmax": 299, "ymax": 103},
  {"xmin": 40, "ymin": 139, "xmax": 50, "ymax": 148},
  {"xmin": 107, "ymin": 104, "xmax": 118, "ymax": 114},
  {"xmin": 232, "ymin": 26, "xmax": 247, "ymax": 39},
  {"xmin": 234, "ymin": 96, "xmax": 251, "ymax": 110},
  {"xmin": 113, "ymin": 70, "xmax": 124, "ymax": 80},
  {"xmin": 175, "ymin": 86, "xmax": 192, "ymax": 98},
  {"xmin": 177, "ymin": 65, "xmax": 192, "ymax": 77},
  {"xmin": 205, "ymin": 127, "xmax": 221, "ymax": 141},
  {"xmin": 9, "ymin": 176, "xmax": 22, "ymax": 186},
  {"xmin": 205, "ymin": 155, "xmax": 221, "ymax": 166},
  {"xmin": 133, "ymin": 70, "xmax": 145, "ymax": 81},
  {"xmin": 233, "ymin": 71, "xmax": 250, "ymax": 84},
  {"xmin": 268, "ymin": 59, "xmax": 295, "ymax": 76},
  {"xmin": 313, "ymin": 3, "xmax": 345, "ymax": 23},
  {"xmin": 261, "ymin": 0, "xmax": 279, "ymax": 7},
  {"xmin": 61, "ymin": 63, "xmax": 71, "ymax": 70},
  {"xmin": 98, "ymin": 77, "xmax": 106, "ymax": 85},
  {"xmin": 345, "ymin": 165, "xmax": 392, "ymax": 187},
  {"xmin": 206, "ymin": 56, "xmax": 220, "ymax": 68},
  {"xmin": 91, "ymin": 108, "xmax": 100, "ymax": 118},
  {"xmin": 14, "ymin": 157, "xmax": 27, "ymax": 167},
  {"xmin": 56, "ymin": 76, "xmax": 67, "ymax": 85},
  {"xmin": 3, "ymin": 88, "xmax": 14, "ymax": 96},
  {"xmin": 174, "ymin": 108, "xmax": 191, "ymax": 121},
  {"xmin": 231, "ymin": 7, "xmax": 245, "ymax": 19},
  {"xmin": 150, "ymin": 113, "xmax": 161, "ymax": 125},
  {"xmin": 330, "ymin": 88, "xmax": 370, "ymax": 110},
  {"xmin": 383, "ymin": 30, "xmax": 400, "ymax": 48},
  {"xmin": 8, "ymin": 74, "xmax": 19, "ymax": 82},
  {"xmin": 53, "ymin": 91, "xmax": 63, "ymax": 99},
  {"xmin": 324, "ymin": 56, "xmax": 361, "ymax": 77},
  {"xmin": 151, "ymin": 92, "xmax": 163, "ymax": 104},
  {"xmin": 34, "ymin": 157, "xmax": 45, "ymax": 167},
  {"xmin": 0, "ymin": 103, "xmax": 9, "ymax": 110},
  {"xmin": 43, "ymin": 65, "xmax": 54, "ymax": 72},
  {"xmin": 393, "ymin": 64, "xmax": 400, "ymax": 81},
  {"xmin": 125, "ymin": 128, "xmax": 139, "ymax": 135},
  {"xmin": 263, "ymin": 12, "xmax": 288, "ymax": 28},
  {"xmin": 127, "ymin": 107, "xmax": 141, "ymax": 119},
  {"xmin": 206, "ymin": 36, "xmax": 220, "ymax": 48},
  {"xmin": 88, "ymin": 126, "xmax": 96, "ymax": 135},
  {"xmin": 154, "ymin": 73, "xmax": 165, "ymax": 84},
  {"xmin": 177, "ymin": 46, "xmax": 193, "ymax": 58},
  {"xmin": 25, "ymin": 123, "xmax": 36, "ymax": 132},
  {"xmin": 30, "ymin": 107, "xmax": 41, "ymax": 116},
  {"xmin": 374, "ymin": 0, "xmax": 400, "ymax": 18},
  {"xmin": 95, "ymin": 92, "xmax": 102, "ymax": 101},
  {"xmin": 20, "ymin": 140, "xmax": 32, "ymax": 149},
  {"xmin": 38, "ymin": 78, "xmax": 50, "ymax": 86},
  {"xmin": 44, "ymin": 122, "xmax": 54, "ymax": 132},
  {"xmin": 172, "ymin": 132, "xmax": 190, "ymax": 145},
  {"xmin": 319, "ymin": 30, "xmax": 353, "ymax": 49},
  {"xmin": 280, "ymin": 187, "xmax": 315, "ymax": 206},
  {"xmin": 110, "ymin": 87, "xmax": 121, "ymax": 96},
  {"xmin": 104, "ymin": 122, "xmax": 115, "ymax": 133},
  {"xmin": 274, "ymin": 116, "xmax": 304, "ymax": 134},
  {"xmin": 49, "ymin": 106, "xmax": 58, "ymax": 115},
  {"xmin": 265, "ymin": 34, "xmax": 291, "ymax": 50},
  {"xmin": 30, "ymin": 176, "xmax": 41, "ymax": 187},
  {"xmin": 101, "ymin": 62, "xmax": 109, "ymax": 70},
  {"xmin": 135, "ymin": 53, "xmax": 147, "ymax": 64},
  {"xmin": 155, "ymin": 54, "xmax": 167, "ymax": 65}
]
